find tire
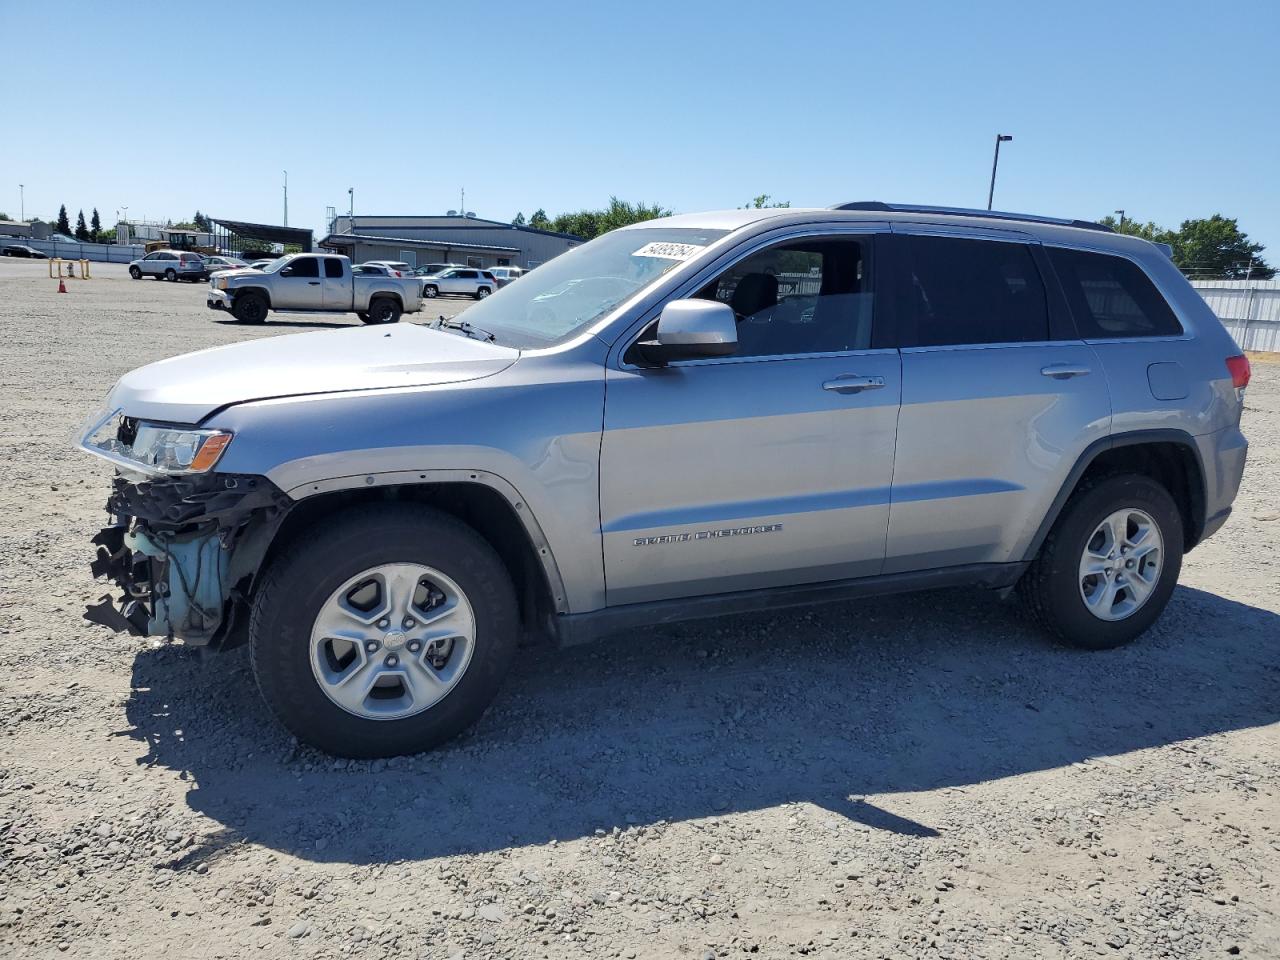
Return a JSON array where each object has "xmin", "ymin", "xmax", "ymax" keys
[
  {"xmin": 356, "ymin": 311, "xmax": 370, "ymax": 323},
  {"xmin": 366, "ymin": 297, "xmax": 402, "ymax": 324},
  {"xmin": 475, "ymin": 286, "xmax": 491, "ymax": 300},
  {"xmin": 231, "ymin": 290, "xmax": 269, "ymax": 324},
  {"xmin": 164, "ymin": 268, "xmax": 177, "ymax": 281},
  {"xmin": 129, "ymin": 266, "xmax": 142, "ymax": 279},
  {"xmin": 1019, "ymin": 473, "xmax": 1183, "ymax": 650},
  {"xmin": 423, "ymin": 284, "xmax": 438, "ymax": 299},
  {"xmin": 249, "ymin": 504, "xmax": 519, "ymax": 757}
]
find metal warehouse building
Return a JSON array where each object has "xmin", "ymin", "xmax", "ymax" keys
[{"xmin": 319, "ymin": 214, "xmax": 582, "ymax": 270}]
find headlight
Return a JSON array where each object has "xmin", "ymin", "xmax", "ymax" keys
[
  {"xmin": 132, "ymin": 423, "xmax": 233, "ymax": 473},
  {"xmin": 79, "ymin": 412, "xmax": 233, "ymax": 474},
  {"xmin": 216, "ymin": 277, "xmax": 229, "ymax": 290}
]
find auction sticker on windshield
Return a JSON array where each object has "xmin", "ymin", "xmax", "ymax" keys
[{"xmin": 631, "ymin": 241, "xmax": 706, "ymax": 261}]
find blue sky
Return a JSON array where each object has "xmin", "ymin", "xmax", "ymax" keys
[{"xmin": 3, "ymin": 0, "xmax": 1277, "ymax": 252}]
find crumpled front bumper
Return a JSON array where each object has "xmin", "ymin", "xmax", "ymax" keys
[
  {"xmin": 207, "ymin": 288, "xmax": 233, "ymax": 310},
  {"xmin": 85, "ymin": 472, "xmax": 292, "ymax": 644}
]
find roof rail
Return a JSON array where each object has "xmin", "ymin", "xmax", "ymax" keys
[{"xmin": 829, "ymin": 201, "xmax": 1114, "ymax": 233}]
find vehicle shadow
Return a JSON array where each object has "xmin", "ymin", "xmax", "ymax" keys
[
  {"xmin": 212, "ymin": 318, "xmax": 357, "ymax": 330},
  {"xmin": 119, "ymin": 584, "xmax": 1280, "ymax": 867}
]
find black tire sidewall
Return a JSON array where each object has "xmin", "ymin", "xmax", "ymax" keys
[
  {"xmin": 129, "ymin": 266, "xmax": 141, "ymax": 279},
  {"xmin": 423, "ymin": 285, "xmax": 437, "ymax": 298},
  {"xmin": 165, "ymin": 268, "xmax": 176, "ymax": 281},
  {"xmin": 250, "ymin": 505, "xmax": 518, "ymax": 757},
  {"xmin": 232, "ymin": 292, "xmax": 267, "ymax": 324},
  {"xmin": 1035, "ymin": 474, "xmax": 1183, "ymax": 650}
]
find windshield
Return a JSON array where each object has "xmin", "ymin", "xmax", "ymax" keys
[
  {"xmin": 261, "ymin": 257, "xmax": 288, "ymax": 273},
  {"xmin": 457, "ymin": 227, "xmax": 728, "ymax": 345}
]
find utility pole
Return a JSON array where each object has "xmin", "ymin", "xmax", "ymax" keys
[
  {"xmin": 18, "ymin": 184, "xmax": 23, "ymax": 221},
  {"xmin": 1114, "ymin": 209, "xmax": 1126, "ymax": 231},
  {"xmin": 987, "ymin": 134, "xmax": 1013, "ymax": 210},
  {"xmin": 283, "ymin": 170, "xmax": 288, "ymax": 227},
  {"xmin": 460, "ymin": 187, "xmax": 465, "ymax": 217}
]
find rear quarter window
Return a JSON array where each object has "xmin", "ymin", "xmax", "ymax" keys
[{"xmin": 1047, "ymin": 247, "xmax": 1182, "ymax": 338}]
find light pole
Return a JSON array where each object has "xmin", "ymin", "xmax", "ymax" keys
[
  {"xmin": 283, "ymin": 170, "xmax": 288, "ymax": 227},
  {"xmin": 986, "ymin": 134, "xmax": 1013, "ymax": 210},
  {"xmin": 1114, "ymin": 209, "xmax": 1125, "ymax": 231},
  {"xmin": 18, "ymin": 184, "xmax": 23, "ymax": 221}
]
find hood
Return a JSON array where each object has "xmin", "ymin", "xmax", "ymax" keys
[{"xmin": 108, "ymin": 324, "xmax": 519, "ymax": 423}]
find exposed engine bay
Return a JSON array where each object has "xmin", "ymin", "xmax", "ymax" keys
[{"xmin": 85, "ymin": 471, "xmax": 291, "ymax": 645}]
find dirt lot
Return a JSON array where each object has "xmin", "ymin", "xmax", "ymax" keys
[{"xmin": 1, "ymin": 259, "xmax": 1277, "ymax": 959}]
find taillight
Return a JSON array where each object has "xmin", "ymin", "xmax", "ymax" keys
[{"xmin": 1226, "ymin": 355, "xmax": 1251, "ymax": 390}]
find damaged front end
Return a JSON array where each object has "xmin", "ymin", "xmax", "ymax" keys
[{"xmin": 86, "ymin": 472, "xmax": 292, "ymax": 645}]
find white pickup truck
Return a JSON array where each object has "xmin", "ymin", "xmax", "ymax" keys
[{"xmin": 207, "ymin": 253, "xmax": 423, "ymax": 324}]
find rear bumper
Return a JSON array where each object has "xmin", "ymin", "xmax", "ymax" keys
[{"xmin": 1193, "ymin": 425, "xmax": 1248, "ymax": 546}]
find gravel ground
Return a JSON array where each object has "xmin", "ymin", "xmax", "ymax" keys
[{"xmin": 1, "ymin": 259, "xmax": 1277, "ymax": 959}]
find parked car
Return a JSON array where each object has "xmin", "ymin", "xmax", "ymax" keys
[
  {"xmin": 354, "ymin": 263, "xmax": 403, "ymax": 277},
  {"xmin": 48, "ymin": 233, "xmax": 78, "ymax": 244},
  {"xmin": 413, "ymin": 263, "xmax": 463, "ymax": 278},
  {"xmin": 128, "ymin": 250, "xmax": 206, "ymax": 282},
  {"xmin": 205, "ymin": 252, "xmax": 422, "ymax": 324},
  {"xmin": 488, "ymin": 266, "xmax": 524, "ymax": 287},
  {"xmin": 202, "ymin": 255, "xmax": 251, "ymax": 277},
  {"xmin": 1, "ymin": 244, "xmax": 47, "ymax": 259},
  {"xmin": 78, "ymin": 202, "xmax": 1249, "ymax": 758},
  {"xmin": 362, "ymin": 261, "xmax": 414, "ymax": 278},
  {"xmin": 419, "ymin": 267, "xmax": 496, "ymax": 300},
  {"xmin": 249, "ymin": 259, "xmax": 276, "ymax": 271}
]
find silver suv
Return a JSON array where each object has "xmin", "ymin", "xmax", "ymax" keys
[{"xmin": 78, "ymin": 202, "xmax": 1250, "ymax": 758}]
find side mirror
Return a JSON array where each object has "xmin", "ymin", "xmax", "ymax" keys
[
  {"xmin": 635, "ymin": 299, "xmax": 738, "ymax": 367},
  {"xmin": 279, "ymin": 265, "xmax": 293, "ymax": 277}
]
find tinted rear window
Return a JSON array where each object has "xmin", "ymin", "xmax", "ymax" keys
[
  {"xmin": 1047, "ymin": 247, "xmax": 1182, "ymax": 338},
  {"xmin": 324, "ymin": 258, "xmax": 343, "ymax": 278},
  {"xmin": 904, "ymin": 236, "xmax": 1049, "ymax": 346}
]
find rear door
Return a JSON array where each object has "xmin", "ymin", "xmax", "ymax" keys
[
  {"xmin": 276, "ymin": 255, "xmax": 324, "ymax": 309},
  {"xmin": 883, "ymin": 228, "xmax": 1111, "ymax": 573},
  {"xmin": 321, "ymin": 256, "xmax": 349, "ymax": 308}
]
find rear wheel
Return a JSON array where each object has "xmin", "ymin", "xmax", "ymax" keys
[
  {"xmin": 164, "ymin": 268, "xmax": 177, "ymax": 281},
  {"xmin": 475, "ymin": 286, "xmax": 491, "ymax": 300},
  {"xmin": 366, "ymin": 297, "xmax": 401, "ymax": 324},
  {"xmin": 249, "ymin": 504, "xmax": 518, "ymax": 757},
  {"xmin": 231, "ymin": 290, "xmax": 269, "ymax": 324},
  {"xmin": 129, "ymin": 265, "xmax": 142, "ymax": 279},
  {"xmin": 423, "ymin": 285, "xmax": 438, "ymax": 299},
  {"xmin": 1019, "ymin": 473, "xmax": 1182, "ymax": 650}
]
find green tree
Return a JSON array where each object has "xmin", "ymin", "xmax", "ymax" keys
[
  {"xmin": 550, "ymin": 197, "xmax": 672, "ymax": 240},
  {"xmin": 528, "ymin": 208, "xmax": 551, "ymax": 230},
  {"xmin": 744, "ymin": 194, "xmax": 791, "ymax": 209},
  {"xmin": 55, "ymin": 204, "xmax": 72, "ymax": 236},
  {"xmin": 90, "ymin": 208, "xmax": 102, "ymax": 241},
  {"xmin": 194, "ymin": 211, "xmax": 210, "ymax": 231},
  {"xmin": 0, "ymin": 212, "xmax": 9, "ymax": 221},
  {"xmin": 75, "ymin": 210, "xmax": 89, "ymax": 241},
  {"xmin": 512, "ymin": 212, "xmax": 527, "ymax": 226},
  {"xmin": 1171, "ymin": 215, "xmax": 1272, "ymax": 280},
  {"xmin": 1097, "ymin": 215, "xmax": 1169, "ymax": 243},
  {"xmin": 171, "ymin": 220, "xmax": 199, "ymax": 230}
]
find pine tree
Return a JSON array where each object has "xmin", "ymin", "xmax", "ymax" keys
[
  {"xmin": 90, "ymin": 208, "xmax": 102, "ymax": 241},
  {"xmin": 75, "ymin": 210, "xmax": 89, "ymax": 241},
  {"xmin": 56, "ymin": 204, "xmax": 72, "ymax": 236},
  {"xmin": 512, "ymin": 212, "xmax": 526, "ymax": 226}
]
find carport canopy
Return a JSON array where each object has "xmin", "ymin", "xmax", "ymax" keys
[{"xmin": 208, "ymin": 218, "xmax": 313, "ymax": 256}]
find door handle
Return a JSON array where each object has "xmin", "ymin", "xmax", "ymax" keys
[
  {"xmin": 822, "ymin": 375, "xmax": 886, "ymax": 394},
  {"xmin": 307, "ymin": 281, "xmax": 321, "ymax": 285},
  {"xmin": 1040, "ymin": 363, "xmax": 1091, "ymax": 379}
]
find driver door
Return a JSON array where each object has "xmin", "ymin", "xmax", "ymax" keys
[
  {"xmin": 599, "ymin": 229, "xmax": 901, "ymax": 606},
  {"xmin": 277, "ymin": 256, "xmax": 324, "ymax": 309}
]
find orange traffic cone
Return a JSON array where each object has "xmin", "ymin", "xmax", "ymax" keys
[{"xmin": 58, "ymin": 278, "xmax": 67, "ymax": 293}]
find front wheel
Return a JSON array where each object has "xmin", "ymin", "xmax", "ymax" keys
[
  {"xmin": 231, "ymin": 291, "xmax": 269, "ymax": 324},
  {"xmin": 1019, "ymin": 473, "xmax": 1183, "ymax": 650},
  {"xmin": 129, "ymin": 266, "xmax": 142, "ymax": 279},
  {"xmin": 249, "ymin": 504, "xmax": 519, "ymax": 757}
]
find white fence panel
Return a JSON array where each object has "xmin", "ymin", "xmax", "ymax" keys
[
  {"xmin": 0, "ymin": 238, "xmax": 145, "ymax": 263},
  {"xmin": 1191, "ymin": 280, "xmax": 1280, "ymax": 353}
]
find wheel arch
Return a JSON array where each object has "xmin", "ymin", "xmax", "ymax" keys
[
  {"xmin": 251, "ymin": 473, "xmax": 567, "ymax": 637},
  {"xmin": 232, "ymin": 285, "xmax": 272, "ymax": 308},
  {"xmin": 1024, "ymin": 429, "xmax": 1208, "ymax": 562}
]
